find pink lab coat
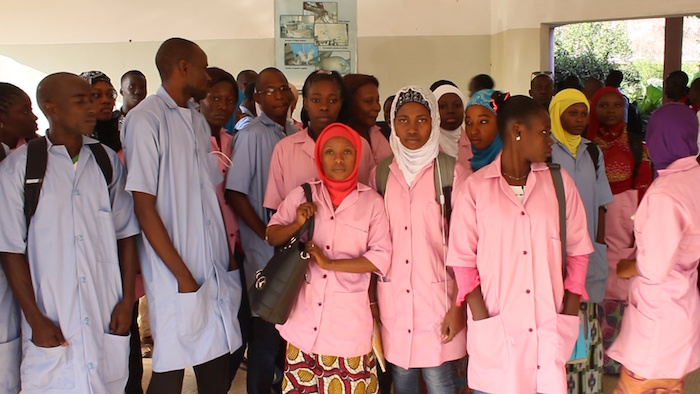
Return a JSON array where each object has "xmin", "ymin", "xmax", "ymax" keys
[
  {"xmin": 608, "ymin": 156, "xmax": 700, "ymax": 379},
  {"xmin": 211, "ymin": 130, "xmax": 239, "ymax": 254},
  {"xmin": 446, "ymin": 154, "xmax": 593, "ymax": 394},
  {"xmin": 263, "ymin": 128, "xmax": 375, "ymax": 211},
  {"xmin": 603, "ymin": 189, "xmax": 638, "ymax": 301},
  {"xmin": 269, "ymin": 180, "xmax": 392, "ymax": 357},
  {"xmin": 369, "ymin": 125, "xmax": 392, "ymax": 164},
  {"xmin": 371, "ymin": 159, "xmax": 467, "ymax": 370},
  {"xmin": 456, "ymin": 129, "xmax": 473, "ymax": 172}
]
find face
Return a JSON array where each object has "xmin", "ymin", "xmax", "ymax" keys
[
  {"xmin": 184, "ymin": 48, "xmax": 212, "ymax": 101},
  {"xmin": 46, "ymin": 77, "xmax": 97, "ymax": 136},
  {"xmin": 529, "ymin": 76, "xmax": 555, "ymax": 108},
  {"xmin": 394, "ymin": 102, "xmax": 432, "ymax": 150},
  {"xmin": 595, "ymin": 93, "xmax": 624, "ymax": 126},
  {"xmin": 559, "ymin": 103, "xmax": 588, "ymax": 136},
  {"xmin": 320, "ymin": 136, "xmax": 356, "ymax": 181},
  {"xmin": 517, "ymin": 110, "xmax": 553, "ymax": 163},
  {"xmin": 303, "ymin": 80, "xmax": 342, "ymax": 133},
  {"xmin": 200, "ymin": 81, "xmax": 238, "ymax": 131},
  {"xmin": 438, "ymin": 93, "xmax": 464, "ymax": 131},
  {"xmin": 464, "ymin": 105, "xmax": 498, "ymax": 150},
  {"xmin": 91, "ymin": 81, "xmax": 117, "ymax": 121},
  {"xmin": 254, "ymin": 71, "xmax": 292, "ymax": 120},
  {"xmin": 350, "ymin": 83, "xmax": 380, "ymax": 129},
  {"xmin": 120, "ymin": 74, "xmax": 147, "ymax": 110},
  {"xmin": 0, "ymin": 92, "xmax": 38, "ymax": 140}
]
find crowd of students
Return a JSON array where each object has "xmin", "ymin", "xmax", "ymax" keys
[{"xmin": 0, "ymin": 36, "xmax": 699, "ymax": 394}]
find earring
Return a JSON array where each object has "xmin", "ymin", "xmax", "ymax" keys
[{"xmin": 516, "ymin": 132, "xmax": 521, "ymax": 141}]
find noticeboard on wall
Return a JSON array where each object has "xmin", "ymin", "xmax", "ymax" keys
[{"xmin": 275, "ymin": 1, "xmax": 357, "ymax": 87}]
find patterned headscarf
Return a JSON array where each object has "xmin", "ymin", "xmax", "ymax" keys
[
  {"xmin": 549, "ymin": 89, "xmax": 590, "ymax": 157},
  {"xmin": 390, "ymin": 86, "xmax": 441, "ymax": 187},
  {"xmin": 79, "ymin": 70, "xmax": 112, "ymax": 86},
  {"xmin": 467, "ymin": 89, "xmax": 503, "ymax": 171}
]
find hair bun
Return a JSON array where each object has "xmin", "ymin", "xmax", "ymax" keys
[{"xmin": 490, "ymin": 91, "xmax": 510, "ymax": 113}]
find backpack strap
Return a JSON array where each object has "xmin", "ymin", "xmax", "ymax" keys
[
  {"xmin": 24, "ymin": 137, "xmax": 49, "ymax": 230},
  {"xmin": 585, "ymin": 142, "xmax": 600, "ymax": 179},
  {"xmin": 24, "ymin": 139, "xmax": 114, "ymax": 231},
  {"xmin": 375, "ymin": 155, "xmax": 393, "ymax": 197},
  {"xmin": 434, "ymin": 152, "xmax": 456, "ymax": 225},
  {"xmin": 548, "ymin": 163, "xmax": 567, "ymax": 278},
  {"xmin": 87, "ymin": 142, "xmax": 113, "ymax": 186}
]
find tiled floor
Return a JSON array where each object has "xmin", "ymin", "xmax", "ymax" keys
[{"xmin": 141, "ymin": 358, "xmax": 700, "ymax": 393}]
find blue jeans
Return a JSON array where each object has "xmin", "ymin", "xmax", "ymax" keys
[
  {"xmin": 246, "ymin": 317, "xmax": 285, "ymax": 394},
  {"xmin": 391, "ymin": 361, "xmax": 455, "ymax": 394}
]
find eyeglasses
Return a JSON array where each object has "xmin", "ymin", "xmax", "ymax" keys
[
  {"xmin": 258, "ymin": 85, "xmax": 292, "ymax": 96},
  {"xmin": 531, "ymin": 71, "xmax": 553, "ymax": 81}
]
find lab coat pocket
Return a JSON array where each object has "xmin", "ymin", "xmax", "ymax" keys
[
  {"xmin": 21, "ymin": 341, "xmax": 74, "ymax": 389},
  {"xmin": 0, "ymin": 337, "xmax": 20, "ymax": 392},
  {"xmin": 431, "ymin": 279, "xmax": 455, "ymax": 327},
  {"xmin": 615, "ymin": 303, "xmax": 657, "ymax": 358},
  {"xmin": 328, "ymin": 291, "xmax": 372, "ymax": 345},
  {"xmin": 95, "ymin": 210, "xmax": 119, "ymax": 264},
  {"xmin": 175, "ymin": 277, "xmax": 212, "ymax": 338},
  {"xmin": 467, "ymin": 314, "xmax": 509, "ymax": 370},
  {"xmin": 555, "ymin": 313, "xmax": 581, "ymax": 364},
  {"xmin": 339, "ymin": 223, "xmax": 370, "ymax": 257},
  {"xmin": 100, "ymin": 332, "xmax": 130, "ymax": 383},
  {"xmin": 376, "ymin": 280, "xmax": 394, "ymax": 323}
]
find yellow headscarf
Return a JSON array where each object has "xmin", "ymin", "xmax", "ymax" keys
[{"xmin": 549, "ymin": 89, "xmax": 590, "ymax": 157}]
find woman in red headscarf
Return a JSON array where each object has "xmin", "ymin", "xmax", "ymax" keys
[
  {"xmin": 266, "ymin": 123, "xmax": 392, "ymax": 394},
  {"xmin": 586, "ymin": 87, "xmax": 652, "ymax": 376}
]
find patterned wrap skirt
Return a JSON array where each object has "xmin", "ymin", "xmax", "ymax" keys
[
  {"xmin": 567, "ymin": 302, "xmax": 605, "ymax": 393},
  {"xmin": 282, "ymin": 342, "xmax": 378, "ymax": 394},
  {"xmin": 599, "ymin": 299, "xmax": 626, "ymax": 375},
  {"xmin": 615, "ymin": 366, "xmax": 684, "ymax": 394}
]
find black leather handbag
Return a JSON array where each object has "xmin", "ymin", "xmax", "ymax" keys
[{"xmin": 249, "ymin": 183, "xmax": 314, "ymax": 325}]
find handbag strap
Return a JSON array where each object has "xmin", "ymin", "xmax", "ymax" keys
[
  {"xmin": 300, "ymin": 183, "xmax": 315, "ymax": 240},
  {"xmin": 548, "ymin": 163, "xmax": 567, "ymax": 278}
]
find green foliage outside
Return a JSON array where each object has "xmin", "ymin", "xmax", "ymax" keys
[{"xmin": 554, "ymin": 21, "xmax": 700, "ymax": 121}]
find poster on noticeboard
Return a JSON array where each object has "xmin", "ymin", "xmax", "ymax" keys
[{"xmin": 275, "ymin": 1, "xmax": 357, "ymax": 87}]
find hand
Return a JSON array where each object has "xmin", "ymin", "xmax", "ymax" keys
[
  {"xmin": 178, "ymin": 276, "xmax": 200, "ymax": 293},
  {"xmin": 441, "ymin": 304, "xmax": 465, "ymax": 343},
  {"xmin": 305, "ymin": 241, "xmax": 331, "ymax": 269},
  {"xmin": 296, "ymin": 202, "xmax": 317, "ymax": 227},
  {"xmin": 109, "ymin": 300, "xmax": 133, "ymax": 336},
  {"xmin": 31, "ymin": 316, "xmax": 68, "ymax": 348},
  {"xmin": 617, "ymin": 259, "xmax": 638, "ymax": 279}
]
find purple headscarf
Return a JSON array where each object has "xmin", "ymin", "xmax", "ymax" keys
[{"xmin": 646, "ymin": 102, "xmax": 699, "ymax": 171}]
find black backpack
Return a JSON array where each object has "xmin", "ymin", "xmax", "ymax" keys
[{"xmin": 24, "ymin": 137, "xmax": 112, "ymax": 229}]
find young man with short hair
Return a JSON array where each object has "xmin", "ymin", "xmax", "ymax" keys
[
  {"xmin": 122, "ymin": 37, "xmax": 243, "ymax": 394},
  {"xmin": 0, "ymin": 72, "xmax": 140, "ymax": 393}
]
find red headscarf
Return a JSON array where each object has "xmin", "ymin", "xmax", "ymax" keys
[
  {"xmin": 586, "ymin": 87, "xmax": 626, "ymax": 142},
  {"xmin": 314, "ymin": 123, "xmax": 363, "ymax": 207}
]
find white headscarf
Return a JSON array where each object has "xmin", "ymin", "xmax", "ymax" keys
[
  {"xmin": 389, "ymin": 86, "xmax": 441, "ymax": 187},
  {"xmin": 432, "ymin": 84, "xmax": 466, "ymax": 158}
]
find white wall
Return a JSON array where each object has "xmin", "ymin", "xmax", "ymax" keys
[{"xmin": 1, "ymin": 0, "xmax": 700, "ymax": 122}]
